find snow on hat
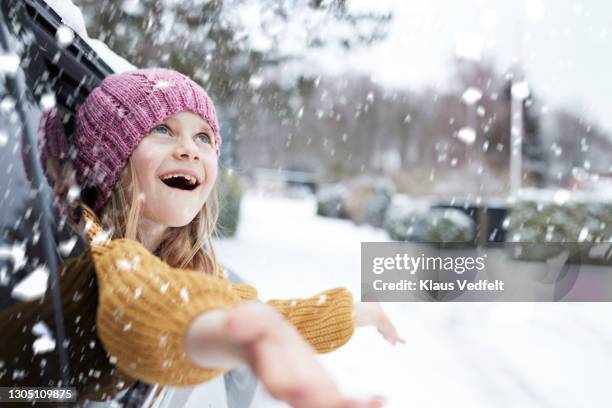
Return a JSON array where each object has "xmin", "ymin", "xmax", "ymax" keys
[
  {"xmin": 73, "ymin": 68, "xmax": 221, "ymax": 214},
  {"xmin": 21, "ymin": 108, "xmax": 70, "ymax": 185}
]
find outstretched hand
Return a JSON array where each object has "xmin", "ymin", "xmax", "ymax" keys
[
  {"xmin": 225, "ymin": 302, "xmax": 384, "ymax": 408},
  {"xmin": 186, "ymin": 301, "xmax": 385, "ymax": 408}
]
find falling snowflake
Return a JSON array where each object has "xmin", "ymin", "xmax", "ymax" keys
[
  {"xmin": 461, "ymin": 87, "xmax": 482, "ymax": 105},
  {"xmin": 180, "ymin": 287, "xmax": 189, "ymax": 302},
  {"xmin": 0, "ymin": 96, "xmax": 15, "ymax": 113},
  {"xmin": 578, "ymin": 227, "xmax": 589, "ymax": 242},
  {"xmin": 56, "ymin": 25, "xmax": 75, "ymax": 47},
  {"xmin": 33, "ymin": 336, "xmax": 56, "ymax": 355},
  {"xmin": 511, "ymin": 81, "xmax": 530, "ymax": 99},
  {"xmin": 0, "ymin": 266, "xmax": 8, "ymax": 286},
  {"xmin": 457, "ymin": 127, "xmax": 477, "ymax": 145},
  {"xmin": 67, "ymin": 185, "xmax": 81, "ymax": 203},
  {"xmin": 32, "ymin": 321, "xmax": 51, "ymax": 337},
  {"xmin": 40, "ymin": 93, "xmax": 57, "ymax": 111},
  {"xmin": 116, "ymin": 259, "xmax": 131, "ymax": 271},
  {"xmin": 12, "ymin": 369, "xmax": 27, "ymax": 380},
  {"xmin": 0, "ymin": 131, "xmax": 8, "ymax": 147},
  {"xmin": 0, "ymin": 53, "xmax": 20, "ymax": 75},
  {"xmin": 553, "ymin": 190, "xmax": 571, "ymax": 205},
  {"xmin": 0, "ymin": 241, "xmax": 27, "ymax": 272},
  {"xmin": 160, "ymin": 282, "xmax": 170, "ymax": 293},
  {"xmin": 11, "ymin": 265, "xmax": 49, "ymax": 301},
  {"xmin": 58, "ymin": 236, "xmax": 78, "ymax": 257},
  {"xmin": 249, "ymin": 75, "xmax": 264, "ymax": 89},
  {"xmin": 115, "ymin": 255, "xmax": 141, "ymax": 272},
  {"xmin": 153, "ymin": 80, "xmax": 173, "ymax": 89},
  {"xmin": 121, "ymin": 0, "xmax": 145, "ymax": 16}
]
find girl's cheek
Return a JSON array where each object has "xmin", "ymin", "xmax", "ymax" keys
[{"xmin": 205, "ymin": 158, "xmax": 219, "ymax": 182}]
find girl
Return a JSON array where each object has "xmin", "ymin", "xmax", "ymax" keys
[{"xmin": 5, "ymin": 68, "xmax": 403, "ymax": 407}]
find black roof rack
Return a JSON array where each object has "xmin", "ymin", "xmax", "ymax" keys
[{"xmin": 1, "ymin": 0, "xmax": 114, "ymax": 116}]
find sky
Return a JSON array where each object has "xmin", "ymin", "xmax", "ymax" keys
[{"xmin": 332, "ymin": 0, "xmax": 612, "ymax": 132}]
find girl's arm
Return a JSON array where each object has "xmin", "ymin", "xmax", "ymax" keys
[
  {"xmin": 90, "ymin": 238, "xmax": 381, "ymax": 408},
  {"xmin": 234, "ymin": 286, "xmax": 404, "ymax": 349}
]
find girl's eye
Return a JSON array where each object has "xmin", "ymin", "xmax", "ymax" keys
[
  {"xmin": 154, "ymin": 124, "xmax": 169, "ymax": 134},
  {"xmin": 196, "ymin": 133, "xmax": 211, "ymax": 144}
]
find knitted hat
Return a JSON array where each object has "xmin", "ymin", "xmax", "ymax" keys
[
  {"xmin": 73, "ymin": 68, "xmax": 221, "ymax": 213},
  {"xmin": 21, "ymin": 108, "xmax": 69, "ymax": 184}
]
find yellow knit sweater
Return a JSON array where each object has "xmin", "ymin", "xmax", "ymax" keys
[{"xmin": 83, "ymin": 209, "xmax": 356, "ymax": 387}]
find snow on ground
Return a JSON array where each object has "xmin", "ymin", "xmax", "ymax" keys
[
  {"xmin": 215, "ymin": 190, "xmax": 388, "ymax": 300},
  {"xmin": 215, "ymin": 190, "xmax": 612, "ymax": 408}
]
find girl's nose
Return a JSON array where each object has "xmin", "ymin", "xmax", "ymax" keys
[{"xmin": 173, "ymin": 136, "xmax": 201, "ymax": 161}]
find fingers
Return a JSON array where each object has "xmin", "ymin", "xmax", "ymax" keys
[
  {"xmin": 374, "ymin": 305, "xmax": 406, "ymax": 346},
  {"xmin": 377, "ymin": 322, "xmax": 406, "ymax": 346}
]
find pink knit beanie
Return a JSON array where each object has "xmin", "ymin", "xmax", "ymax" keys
[
  {"xmin": 73, "ymin": 68, "xmax": 221, "ymax": 214},
  {"xmin": 21, "ymin": 108, "xmax": 70, "ymax": 184}
]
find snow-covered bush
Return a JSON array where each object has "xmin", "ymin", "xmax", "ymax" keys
[
  {"xmin": 507, "ymin": 200, "xmax": 612, "ymax": 264},
  {"xmin": 383, "ymin": 195, "xmax": 429, "ymax": 242},
  {"xmin": 217, "ymin": 171, "xmax": 243, "ymax": 238},
  {"xmin": 425, "ymin": 209, "xmax": 476, "ymax": 243},
  {"xmin": 343, "ymin": 176, "xmax": 395, "ymax": 226},
  {"xmin": 384, "ymin": 196, "xmax": 474, "ymax": 243},
  {"xmin": 507, "ymin": 201, "xmax": 612, "ymax": 242},
  {"xmin": 316, "ymin": 184, "xmax": 349, "ymax": 219}
]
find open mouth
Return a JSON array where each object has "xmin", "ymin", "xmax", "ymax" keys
[{"xmin": 159, "ymin": 174, "xmax": 200, "ymax": 191}]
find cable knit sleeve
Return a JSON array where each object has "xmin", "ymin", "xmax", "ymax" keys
[
  {"xmin": 225, "ymin": 282, "xmax": 355, "ymax": 353},
  {"xmin": 266, "ymin": 288, "xmax": 356, "ymax": 354}
]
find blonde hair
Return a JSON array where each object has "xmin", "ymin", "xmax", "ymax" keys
[{"xmin": 96, "ymin": 160, "xmax": 220, "ymax": 274}]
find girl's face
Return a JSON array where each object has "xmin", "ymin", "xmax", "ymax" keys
[{"xmin": 129, "ymin": 111, "xmax": 218, "ymax": 227}]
